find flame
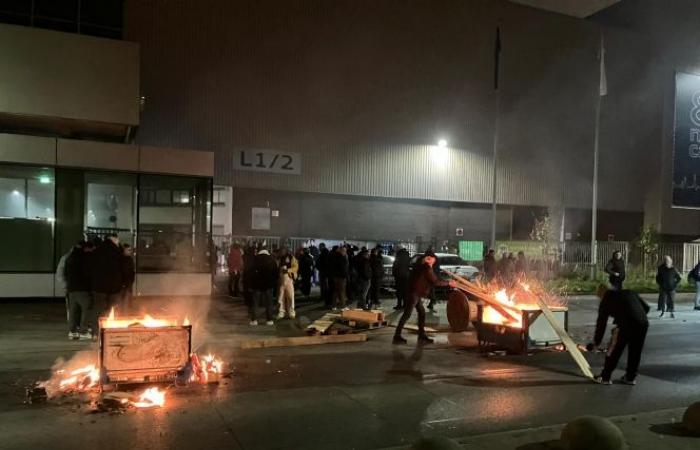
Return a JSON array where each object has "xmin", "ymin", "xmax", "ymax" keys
[
  {"xmin": 131, "ymin": 387, "xmax": 166, "ymax": 408},
  {"xmin": 100, "ymin": 308, "xmax": 182, "ymax": 329},
  {"xmin": 190, "ymin": 352, "xmax": 224, "ymax": 383},
  {"xmin": 183, "ymin": 316, "xmax": 190, "ymax": 326},
  {"xmin": 481, "ymin": 286, "xmax": 541, "ymax": 329},
  {"xmin": 44, "ymin": 363, "xmax": 100, "ymax": 395}
]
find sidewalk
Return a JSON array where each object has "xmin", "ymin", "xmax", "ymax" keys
[{"xmin": 383, "ymin": 408, "xmax": 699, "ymax": 449}]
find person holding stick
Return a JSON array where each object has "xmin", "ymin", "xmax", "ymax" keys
[{"xmin": 393, "ymin": 251, "xmax": 456, "ymax": 345}]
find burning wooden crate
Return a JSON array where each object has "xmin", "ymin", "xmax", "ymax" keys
[{"xmin": 98, "ymin": 310, "xmax": 192, "ymax": 385}]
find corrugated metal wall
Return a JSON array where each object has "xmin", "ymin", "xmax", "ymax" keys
[{"xmin": 124, "ymin": 0, "xmax": 648, "ymax": 212}]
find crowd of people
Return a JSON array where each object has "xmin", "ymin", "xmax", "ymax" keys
[
  {"xmin": 58, "ymin": 233, "xmax": 135, "ymax": 340},
  {"xmin": 227, "ymin": 241, "xmax": 410, "ymax": 325}
]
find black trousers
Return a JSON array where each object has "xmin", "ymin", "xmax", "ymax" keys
[
  {"xmin": 300, "ymin": 275, "xmax": 312, "ymax": 296},
  {"xmin": 228, "ymin": 271, "xmax": 241, "ymax": 296},
  {"xmin": 601, "ymin": 325, "xmax": 648, "ymax": 381},
  {"xmin": 394, "ymin": 293, "xmax": 426, "ymax": 337},
  {"xmin": 319, "ymin": 274, "xmax": 332, "ymax": 307},
  {"xmin": 369, "ymin": 277, "xmax": 382, "ymax": 304},
  {"xmin": 394, "ymin": 275, "xmax": 408, "ymax": 308},
  {"xmin": 251, "ymin": 289, "xmax": 274, "ymax": 322},
  {"xmin": 658, "ymin": 290, "xmax": 675, "ymax": 312}
]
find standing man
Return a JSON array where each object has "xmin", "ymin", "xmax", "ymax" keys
[
  {"xmin": 656, "ymin": 255, "xmax": 681, "ymax": 318},
  {"xmin": 483, "ymin": 249, "xmax": 497, "ymax": 282},
  {"xmin": 392, "ymin": 246, "xmax": 411, "ymax": 310},
  {"xmin": 121, "ymin": 244, "xmax": 135, "ymax": 312},
  {"xmin": 228, "ymin": 243, "xmax": 244, "ymax": 297},
  {"xmin": 355, "ymin": 249, "xmax": 372, "ymax": 309},
  {"xmin": 369, "ymin": 247, "xmax": 384, "ymax": 308},
  {"xmin": 604, "ymin": 251, "xmax": 626, "ymax": 291},
  {"xmin": 331, "ymin": 246, "xmax": 349, "ymax": 311},
  {"xmin": 309, "ymin": 240, "xmax": 320, "ymax": 285},
  {"xmin": 299, "ymin": 247, "xmax": 315, "ymax": 299},
  {"xmin": 394, "ymin": 251, "xmax": 455, "ymax": 345},
  {"xmin": 515, "ymin": 251, "xmax": 528, "ymax": 277},
  {"xmin": 689, "ymin": 259, "xmax": 700, "ymax": 311},
  {"xmin": 590, "ymin": 285, "xmax": 650, "ymax": 385},
  {"xmin": 277, "ymin": 247, "xmax": 298, "ymax": 319},
  {"xmin": 64, "ymin": 241, "xmax": 94, "ymax": 340},
  {"xmin": 317, "ymin": 243, "xmax": 332, "ymax": 308},
  {"xmin": 250, "ymin": 245, "xmax": 277, "ymax": 326},
  {"xmin": 90, "ymin": 234, "xmax": 123, "ymax": 330}
]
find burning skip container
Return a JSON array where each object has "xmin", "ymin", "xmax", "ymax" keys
[{"xmin": 99, "ymin": 313, "xmax": 192, "ymax": 385}]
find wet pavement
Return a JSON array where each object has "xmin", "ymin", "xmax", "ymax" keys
[{"xmin": 1, "ymin": 294, "xmax": 700, "ymax": 449}]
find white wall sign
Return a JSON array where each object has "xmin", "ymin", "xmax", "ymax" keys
[
  {"xmin": 252, "ymin": 207, "xmax": 271, "ymax": 230},
  {"xmin": 234, "ymin": 149, "xmax": 302, "ymax": 175}
]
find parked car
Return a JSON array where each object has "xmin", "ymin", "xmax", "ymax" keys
[{"xmin": 410, "ymin": 253, "xmax": 479, "ymax": 299}]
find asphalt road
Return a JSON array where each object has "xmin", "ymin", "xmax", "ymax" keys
[{"xmin": 1, "ymin": 294, "xmax": 699, "ymax": 450}]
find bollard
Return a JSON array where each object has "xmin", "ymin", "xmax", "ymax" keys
[
  {"xmin": 682, "ymin": 402, "xmax": 700, "ymax": 435},
  {"xmin": 560, "ymin": 416, "xmax": 626, "ymax": 450},
  {"xmin": 410, "ymin": 436, "xmax": 462, "ymax": 450}
]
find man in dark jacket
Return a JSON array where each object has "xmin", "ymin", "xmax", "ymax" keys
[
  {"xmin": 355, "ymin": 250, "xmax": 372, "ymax": 309},
  {"xmin": 604, "ymin": 251, "xmax": 626, "ymax": 290},
  {"xmin": 317, "ymin": 243, "xmax": 332, "ymax": 308},
  {"xmin": 250, "ymin": 246, "xmax": 278, "ymax": 325},
  {"xmin": 90, "ymin": 234, "xmax": 124, "ymax": 330},
  {"xmin": 392, "ymin": 247, "xmax": 411, "ymax": 310},
  {"xmin": 689, "ymin": 260, "xmax": 700, "ymax": 311},
  {"xmin": 483, "ymin": 249, "xmax": 497, "ymax": 281},
  {"xmin": 656, "ymin": 255, "xmax": 681, "ymax": 318},
  {"xmin": 64, "ymin": 241, "xmax": 94, "ymax": 340},
  {"xmin": 369, "ymin": 247, "xmax": 384, "ymax": 307},
  {"xmin": 331, "ymin": 246, "xmax": 349, "ymax": 310},
  {"xmin": 121, "ymin": 244, "xmax": 136, "ymax": 312},
  {"xmin": 299, "ymin": 248, "xmax": 315, "ymax": 299},
  {"xmin": 590, "ymin": 285, "xmax": 650, "ymax": 385},
  {"xmin": 394, "ymin": 251, "xmax": 455, "ymax": 345}
]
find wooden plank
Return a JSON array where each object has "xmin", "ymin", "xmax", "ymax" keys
[
  {"xmin": 443, "ymin": 272, "xmax": 521, "ymax": 324},
  {"xmin": 305, "ymin": 313, "xmax": 340, "ymax": 335},
  {"xmin": 240, "ymin": 333, "xmax": 367, "ymax": 349},
  {"xmin": 341, "ymin": 309, "xmax": 384, "ymax": 323},
  {"xmin": 535, "ymin": 297, "xmax": 593, "ymax": 379}
]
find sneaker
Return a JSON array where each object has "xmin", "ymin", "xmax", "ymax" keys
[
  {"xmin": 694, "ymin": 307, "xmax": 700, "ymax": 311},
  {"xmin": 78, "ymin": 332, "xmax": 92, "ymax": 340},
  {"xmin": 249, "ymin": 320, "xmax": 258, "ymax": 326},
  {"xmin": 68, "ymin": 331, "xmax": 79, "ymax": 340},
  {"xmin": 593, "ymin": 376, "xmax": 612, "ymax": 385},
  {"xmin": 392, "ymin": 335, "xmax": 407, "ymax": 345},
  {"xmin": 277, "ymin": 312, "xmax": 285, "ymax": 319},
  {"xmin": 289, "ymin": 311, "xmax": 296, "ymax": 319},
  {"xmin": 393, "ymin": 305, "xmax": 403, "ymax": 310},
  {"xmin": 266, "ymin": 320, "xmax": 274, "ymax": 326},
  {"xmin": 670, "ymin": 312, "xmax": 676, "ymax": 319},
  {"xmin": 342, "ymin": 307, "xmax": 350, "ymax": 311},
  {"xmin": 417, "ymin": 335, "xmax": 434, "ymax": 345},
  {"xmin": 619, "ymin": 376, "xmax": 637, "ymax": 385},
  {"xmin": 659, "ymin": 312, "xmax": 665, "ymax": 318}
]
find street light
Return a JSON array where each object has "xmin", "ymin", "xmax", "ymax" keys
[{"xmin": 438, "ymin": 139, "xmax": 448, "ymax": 148}]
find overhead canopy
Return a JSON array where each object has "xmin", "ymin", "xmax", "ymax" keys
[{"xmin": 508, "ymin": 0, "xmax": 620, "ymax": 18}]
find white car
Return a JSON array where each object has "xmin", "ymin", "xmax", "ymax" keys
[{"xmin": 410, "ymin": 253, "xmax": 479, "ymax": 281}]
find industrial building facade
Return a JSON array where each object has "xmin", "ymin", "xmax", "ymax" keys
[{"xmin": 123, "ymin": 0, "xmax": 685, "ymax": 246}]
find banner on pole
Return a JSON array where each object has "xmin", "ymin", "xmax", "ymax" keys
[{"xmin": 673, "ymin": 72, "xmax": 700, "ymax": 208}]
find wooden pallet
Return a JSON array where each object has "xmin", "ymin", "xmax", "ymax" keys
[
  {"xmin": 336, "ymin": 316, "xmax": 388, "ymax": 330},
  {"xmin": 306, "ymin": 313, "xmax": 341, "ymax": 335}
]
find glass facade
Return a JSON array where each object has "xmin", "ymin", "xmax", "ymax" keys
[
  {"xmin": 1, "ymin": 164, "xmax": 212, "ymax": 275},
  {"xmin": 0, "ymin": 164, "xmax": 55, "ymax": 271}
]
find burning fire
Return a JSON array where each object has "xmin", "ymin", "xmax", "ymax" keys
[
  {"xmin": 100, "ymin": 307, "xmax": 190, "ymax": 329},
  {"xmin": 191, "ymin": 353, "xmax": 224, "ymax": 384},
  {"xmin": 480, "ymin": 280, "xmax": 562, "ymax": 329},
  {"xmin": 131, "ymin": 387, "xmax": 166, "ymax": 408}
]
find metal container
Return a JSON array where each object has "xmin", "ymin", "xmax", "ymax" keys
[
  {"xmin": 99, "ymin": 322, "xmax": 192, "ymax": 385},
  {"xmin": 474, "ymin": 305, "xmax": 568, "ymax": 354}
]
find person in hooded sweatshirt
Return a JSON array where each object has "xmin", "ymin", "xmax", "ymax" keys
[
  {"xmin": 250, "ymin": 245, "xmax": 278, "ymax": 326},
  {"xmin": 656, "ymin": 255, "xmax": 681, "ymax": 318},
  {"xmin": 590, "ymin": 284, "xmax": 650, "ymax": 385},
  {"xmin": 604, "ymin": 251, "xmax": 626, "ymax": 291}
]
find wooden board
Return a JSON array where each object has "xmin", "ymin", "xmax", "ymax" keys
[
  {"xmin": 239, "ymin": 333, "xmax": 367, "ymax": 349},
  {"xmin": 336, "ymin": 317, "xmax": 387, "ymax": 330},
  {"xmin": 535, "ymin": 297, "xmax": 593, "ymax": 379},
  {"xmin": 341, "ymin": 309, "xmax": 384, "ymax": 323}
]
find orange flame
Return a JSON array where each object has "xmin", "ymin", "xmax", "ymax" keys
[
  {"xmin": 183, "ymin": 316, "xmax": 190, "ymax": 326},
  {"xmin": 131, "ymin": 387, "xmax": 166, "ymax": 408},
  {"xmin": 100, "ymin": 308, "xmax": 182, "ymax": 329}
]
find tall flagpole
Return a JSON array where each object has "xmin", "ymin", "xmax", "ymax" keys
[
  {"xmin": 490, "ymin": 26, "xmax": 502, "ymax": 251},
  {"xmin": 591, "ymin": 31, "xmax": 606, "ymax": 279}
]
